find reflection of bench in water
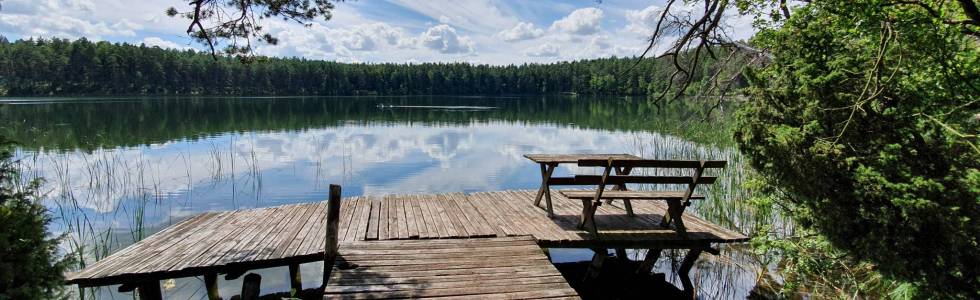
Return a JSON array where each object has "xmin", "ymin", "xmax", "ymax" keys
[{"xmin": 65, "ymin": 188, "xmax": 747, "ymax": 299}]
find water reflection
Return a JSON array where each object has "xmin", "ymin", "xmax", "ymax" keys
[{"xmin": 3, "ymin": 96, "xmax": 762, "ymax": 299}]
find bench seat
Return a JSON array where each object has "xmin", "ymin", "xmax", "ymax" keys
[{"xmin": 559, "ymin": 190, "xmax": 704, "ymax": 200}]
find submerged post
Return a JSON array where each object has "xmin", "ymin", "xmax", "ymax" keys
[
  {"xmin": 240, "ymin": 273, "xmax": 261, "ymax": 300},
  {"xmin": 288, "ymin": 263, "xmax": 302, "ymax": 292},
  {"xmin": 204, "ymin": 272, "xmax": 220, "ymax": 300},
  {"xmin": 322, "ymin": 184, "xmax": 342, "ymax": 287},
  {"xmin": 137, "ymin": 281, "xmax": 162, "ymax": 300}
]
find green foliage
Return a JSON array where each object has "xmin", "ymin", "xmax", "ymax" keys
[
  {"xmin": 0, "ymin": 134, "xmax": 72, "ymax": 299},
  {"xmin": 735, "ymin": 0, "xmax": 979, "ymax": 298},
  {"xmin": 0, "ymin": 37, "xmax": 735, "ymax": 97},
  {"xmin": 753, "ymin": 226, "xmax": 915, "ymax": 299}
]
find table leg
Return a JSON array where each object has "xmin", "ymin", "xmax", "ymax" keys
[
  {"xmin": 660, "ymin": 199, "xmax": 688, "ymax": 234},
  {"xmin": 606, "ymin": 167, "xmax": 634, "ymax": 217},
  {"xmin": 577, "ymin": 198, "xmax": 591, "ymax": 229},
  {"xmin": 543, "ymin": 163, "xmax": 556, "ymax": 217},
  {"xmin": 534, "ymin": 163, "xmax": 548, "ymax": 207},
  {"xmin": 533, "ymin": 163, "xmax": 557, "ymax": 217},
  {"xmin": 587, "ymin": 201, "xmax": 601, "ymax": 237}
]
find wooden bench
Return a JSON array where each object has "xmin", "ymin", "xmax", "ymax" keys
[{"xmin": 559, "ymin": 158, "xmax": 726, "ymax": 237}]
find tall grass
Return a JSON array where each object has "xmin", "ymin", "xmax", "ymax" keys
[{"xmin": 14, "ymin": 136, "xmax": 272, "ymax": 299}]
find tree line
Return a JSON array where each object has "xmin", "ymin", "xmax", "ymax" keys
[{"xmin": 0, "ymin": 37, "xmax": 737, "ymax": 97}]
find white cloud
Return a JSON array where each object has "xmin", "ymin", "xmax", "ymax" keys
[
  {"xmin": 0, "ymin": 14, "xmax": 122, "ymax": 39},
  {"xmin": 387, "ymin": 0, "xmax": 518, "ymax": 34},
  {"xmin": 622, "ymin": 3, "xmax": 758, "ymax": 50},
  {"xmin": 496, "ymin": 22, "xmax": 544, "ymax": 42},
  {"xmin": 0, "ymin": 0, "xmax": 147, "ymax": 39},
  {"xmin": 549, "ymin": 7, "xmax": 604, "ymax": 35},
  {"xmin": 625, "ymin": 5, "xmax": 665, "ymax": 34},
  {"xmin": 255, "ymin": 21, "xmax": 419, "ymax": 62},
  {"xmin": 257, "ymin": 22, "xmax": 346, "ymax": 61},
  {"xmin": 141, "ymin": 37, "xmax": 191, "ymax": 50},
  {"xmin": 419, "ymin": 24, "xmax": 474, "ymax": 54},
  {"xmin": 525, "ymin": 43, "xmax": 559, "ymax": 57},
  {"xmin": 335, "ymin": 22, "xmax": 412, "ymax": 51}
]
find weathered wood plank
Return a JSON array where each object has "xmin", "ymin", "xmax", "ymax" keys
[
  {"xmin": 427, "ymin": 195, "xmax": 454, "ymax": 237},
  {"xmin": 378, "ymin": 195, "xmax": 390, "ymax": 240},
  {"xmin": 365, "ymin": 197, "xmax": 380, "ymax": 240},
  {"xmin": 325, "ymin": 236, "xmax": 578, "ymax": 299}
]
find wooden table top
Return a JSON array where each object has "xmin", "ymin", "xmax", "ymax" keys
[{"xmin": 523, "ymin": 153, "xmax": 642, "ymax": 164}]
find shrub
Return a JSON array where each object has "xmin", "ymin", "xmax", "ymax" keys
[
  {"xmin": 0, "ymin": 135, "xmax": 71, "ymax": 299},
  {"xmin": 735, "ymin": 1, "xmax": 979, "ymax": 298}
]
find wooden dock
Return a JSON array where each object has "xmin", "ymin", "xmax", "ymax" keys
[
  {"xmin": 66, "ymin": 189, "xmax": 747, "ymax": 298},
  {"xmin": 325, "ymin": 236, "xmax": 578, "ymax": 299}
]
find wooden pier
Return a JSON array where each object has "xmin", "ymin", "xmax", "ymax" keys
[
  {"xmin": 66, "ymin": 189, "xmax": 747, "ymax": 299},
  {"xmin": 325, "ymin": 236, "xmax": 578, "ymax": 299}
]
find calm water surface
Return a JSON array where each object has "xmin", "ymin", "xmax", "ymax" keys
[{"xmin": 2, "ymin": 96, "xmax": 769, "ymax": 299}]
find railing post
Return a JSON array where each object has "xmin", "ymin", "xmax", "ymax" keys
[{"xmin": 322, "ymin": 184, "xmax": 343, "ymax": 287}]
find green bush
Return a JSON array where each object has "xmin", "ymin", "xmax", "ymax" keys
[
  {"xmin": 0, "ymin": 135, "xmax": 71, "ymax": 299},
  {"xmin": 735, "ymin": 1, "xmax": 979, "ymax": 298}
]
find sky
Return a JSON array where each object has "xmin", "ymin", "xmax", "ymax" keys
[{"xmin": 0, "ymin": 0, "xmax": 755, "ymax": 65}]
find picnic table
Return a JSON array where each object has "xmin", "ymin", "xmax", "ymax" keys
[{"xmin": 523, "ymin": 153, "xmax": 642, "ymax": 217}]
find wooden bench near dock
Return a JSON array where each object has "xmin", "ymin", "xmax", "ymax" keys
[{"xmin": 66, "ymin": 187, "xmax": 747, "ymax": 299}]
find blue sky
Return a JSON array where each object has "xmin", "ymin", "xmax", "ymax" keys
[{"xmin": 0, "ymin": 0, "xmax": 754, "ymax": 65}]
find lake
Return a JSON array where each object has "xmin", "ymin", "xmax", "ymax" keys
[{"xmin": 2, "ymin": 96, "xmax": 772, "ymax": 299}]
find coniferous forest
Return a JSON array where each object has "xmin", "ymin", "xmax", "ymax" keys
[{"xmin": 0, "ymin": 37, "xmax": 737, "ymax": 96}]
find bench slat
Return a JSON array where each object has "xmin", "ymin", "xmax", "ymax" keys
[
  {"xmin": 577, "ymin": 159, "xmax": 726, "ymax": 169},
  {"xmin": 559, "ymin": 190, "xmax": 706, "ymax": 200},
  {"xmin": 574, "ymin": 175, "xmax": 717, "ymax": 185}
]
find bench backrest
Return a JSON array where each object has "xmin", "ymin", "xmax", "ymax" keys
[{"xmin": 575, "ymin": 158, "xmax": 726, "ymax": 203}]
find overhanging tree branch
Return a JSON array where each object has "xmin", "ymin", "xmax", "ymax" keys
[{"xmin": 169, "ymin": 0, "xmax": 339, "ymax": 60}]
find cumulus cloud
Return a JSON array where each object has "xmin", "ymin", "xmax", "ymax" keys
[
  {"xmin": 0, "ymin": 14, "xmax": 129, "ymax": 39},
  {"xmin": 0, "ymin": 0, "xmax": 142, "ymax": 39},
  {"xmin": 256, "ymin": 22, "xmax": 347, "ymax": 61},
  {"xmin": 141, "ymin": 37, "xmax": 191, "ymax": 50},
  {"xmin": 335, "ymin": 22, "xmax": 412, "ymax": 51},
  {"xmin": 255, "ymin": 21, "xmax": 420, "ymax": 62},
  {"xmin": 623, "ymin": 3, "xmax": 757, "ymax": 43},
  {"xmin": 525, "ymin": 44, "xmax": 559, "ymax": 57},
  {"xmin": 496, "ymin": 22, "xmax": 544, "ymax": 42},
  {"xmin": 419, "ymin": 24, "xmax": 475, "ymax": 54},
  {"xmin": 549, "ymin": 8, "xmax": 604, "ymax": 35},
  {"xmin": 625, "ymin": 5, "xmax": 666, "ymax": 34}
]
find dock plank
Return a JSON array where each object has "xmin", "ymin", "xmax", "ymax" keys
[
  {"xmin": 324, "ymin": 236, "xmax": 578, "ymax": 299},
  {"xmin": 366, "ymin": 197, "xmax": 380, "ymax": 240}
]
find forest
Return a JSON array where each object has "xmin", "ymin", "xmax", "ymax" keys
[{"xmin": 0, "ymin": 37, "xmax": 734, "ymax": 97}]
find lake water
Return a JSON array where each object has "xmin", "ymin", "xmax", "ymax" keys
[{"xmin": 3, "ymin": 96, "xmax": 770, "ymax": 299}]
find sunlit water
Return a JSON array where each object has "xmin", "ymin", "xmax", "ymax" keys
[{"xmin": 3, "ymin": 96, "xmax": 768, "ymax": 299}]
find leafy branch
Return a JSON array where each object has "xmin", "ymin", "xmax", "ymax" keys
[{"xmin": 168, "ymin": 0, "xmax": 339, "ymax": 61}]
